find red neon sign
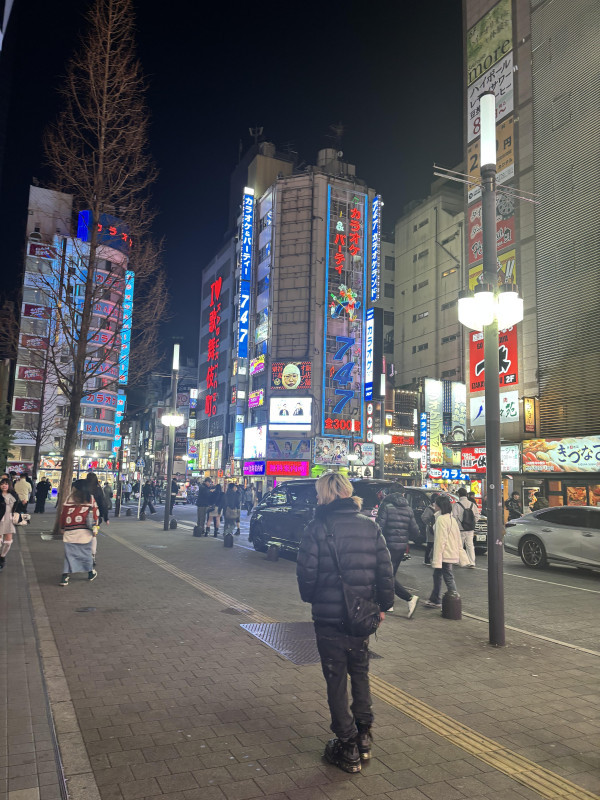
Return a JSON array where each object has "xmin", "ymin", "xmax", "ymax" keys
[
  {"xmin": 266, "ymin": 460, "xmax": 310, "ymax": 477},
  {"xmin": 204, "ymin": 277, "xmax": 222, "ymax": 417}
]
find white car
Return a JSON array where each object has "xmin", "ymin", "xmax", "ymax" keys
[{"xmin": 504, "ymin": 506, "xmax": 600, "ymax": 569}]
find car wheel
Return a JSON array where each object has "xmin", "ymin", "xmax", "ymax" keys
[
  {"xmin": 252, "ymin": 526, "xmax": 268, "ymax": 553},
  {"xmin": 519, "ymin": 535, "xmax": 548, "ymax": 569}
]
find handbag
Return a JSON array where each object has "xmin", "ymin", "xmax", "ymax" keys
[
  {"xmin": 458, "ymin": 547, "xmax": 470, "ymax": 568},
  {"xmin": 12, "ymin": 512, "xmax": 20, "ymax": 524},
  {"xmin": 324, "ymin": 521, "xmax": 381, "ymax": 638}
]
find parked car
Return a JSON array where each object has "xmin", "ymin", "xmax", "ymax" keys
[
  {"xmin": 400, "ymin": 486, "xmax": 488, "ymax": 554},
  {"xmin": 249, "ymin": 478, "xmax": 404, "ymax": 554},
  {"xmin": 504, "ymin": 506, "xmax": 600, "ymax": 569}
]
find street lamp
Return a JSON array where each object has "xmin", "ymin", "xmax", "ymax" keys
[
  {"xmin": 162, "ymin": 341, "xmax": 183, "ymax": 530},
  {"xmin": 74, "ymin": 449, "xmax": 85, "ymax": 480},
  {"xmin": 372, "ymin": 433, "xmax": 392, "ymax": 480},
  {"xmin": 457, "ymin": 91, "xmax": 524, "ymax": 647}
]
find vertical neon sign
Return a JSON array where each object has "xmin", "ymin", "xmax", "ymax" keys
[
  {"xmin": 364, "ymin": 307, "xmax": 374, "ymax": 401},
  {"xmin": 370, "ymin": 195, "xmax": 382, "ymax": 302},
  {"xmin": 205, "ymin": 278, "xmax": 222, "ymax": 417},
  {"xmin": 238, "ymin": 187, "xmax": 254, "ymax": 358},
  {"xmin": 118, "ymin": 270, "xmax": 134, "ymax": 385}
]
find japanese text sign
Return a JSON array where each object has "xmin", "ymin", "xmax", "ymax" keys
[
  {"xmin": 266, "ymin": 460, "xmax": 309, "ymax": 477},
  {"xmin": 469, "ymin": 326, "xmax": 518, "ymax": 392},
  {"xmin": 271, "ymin": 361, "xmax": 311, "ymax": 391},
  {"xmin": 204, "ymin": 276, "xmax": 222, "ymax": 417},
  {"xmin": 370, "ymin": 195, "xmax": 382, "ymax": 301},
  {"xmin": 522, "ymin": 436, "xmax": 600, "ymax": 473},
  {"xmin": 118, "ymin": 271, "xmax": 134, "ymax": 385}
]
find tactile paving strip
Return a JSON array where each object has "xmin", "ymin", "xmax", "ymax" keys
[{"xmin": 241, "ymin": 621, "xmax": 381, "ymax": 665}]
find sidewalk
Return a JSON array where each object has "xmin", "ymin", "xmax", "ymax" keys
[{"xmin": 4, "ymin": 512, "xmax": 600, "ymax": 800}]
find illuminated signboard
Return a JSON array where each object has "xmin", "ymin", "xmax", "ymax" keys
[
  {"xmin": 370, "ymin": 195, "xmax": 382, "ymax": 302},
  {"xmin": 118, "ymin": 270, "xmax": 134, "ymax": 385},
  {"xmin": 364, "ymin": 307, "xmax": 374, "ymax": 400},
  {"xmin": 28, "ymin": 243, "xmax": 57, "ymax": 260},
  {"xmin": 266, "ymin": 438, "xmax": 311, "ymax": 460},
  {"xmin": 266, "ymin": 460, "xmax": 310, "ymax": 477},
  {"xmin": 16, "ymin": 365, "xmax": 44, "ymax": 382},
  {"xmin": 83, "ymin": 421, "xmax": 115, "ymax": 438},
  {"xmin": 243, "ymin": 426, "xmax": 267, "ymax": 460},
  {"xmin": 13, "ymin": 398, "xmax": 41, "ymax": 412},
  {"xmin": 269, "ymin": 397, "xmax": 312, "ymax": 431},
  {"xmin": 420, "ymin": 411, "xmax": 428, "ymax": 471},
  {"xmin": 249, "ymin": 355, "xmax": 265, "ymax": 376},
  {"xmin": 271, "ymin": 361, "xmax": 311, "ymax": 391},
  {"xmin": 204, "ymin": 277, "xmax": 222, "ymax": 417},
  {"xmin": 22, "ymin": 304, "xmax": 50, "ymax": 320},
  {"xmin": 248, "ymin": 389, "xmax": 264, "ymax": 408},
  {"xmin": 112, "ymin": 392, "xmax": 126, "ymax": 454},
  {"xmin": 469, "ymin": 326, "xmax": 518, "ymax": 391},
  {"xmin": 20, "ymin": 334, "xmax": 48, "ymax": 350},
  {"xmin": 322, "ymin": 186, "xmax": 367, "ymax": 437},
  {"xmin": 77, "ymin": 210, "xmax": 132, "ymax": 253},
  {"xmin": 81, "ymin": 391, "xmax": 118, "ymax": 407},
  {"xmin": 238, "ymin": 187, "xmax": 254, "ymax": 358},
  {"xmin": 243, "ymin": 460, "xmax": 266, "ymax": 476},
  {"xmin": 522, "ymin": 435, "xmax": 600, "ymax": 473}
]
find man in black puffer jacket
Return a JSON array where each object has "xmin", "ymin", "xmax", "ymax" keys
[
  {"xmin": 297, "ymin": 473, "xmax": 394, "ymax": 774},
  {"xmin": 376, "ymin": 492, "xmax": 420, "ymax": 618}
]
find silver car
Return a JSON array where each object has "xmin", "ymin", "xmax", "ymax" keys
[{"xmin": 504, "ymin": 506, "xmax": 600, "ymax": 569}]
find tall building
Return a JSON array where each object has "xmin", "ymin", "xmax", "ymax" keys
[{"xmin": 463, "ymin": 0, "xmax": 600, "ymax": 505}]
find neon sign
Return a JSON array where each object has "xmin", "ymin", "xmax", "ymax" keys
[
  {"xmin": 266, "ymin": 460, "xmax": 309, "ymax": 477},
  {"xmin": 364, "ymin": 307, "xmax": 374, "ymax": 401},
  {"xmin": 238, "ymin": 187, "xmax": 254, "ymax": 358},
  {"xmin": 77, "ymin": 210, "xmax": 132, "ymax": 253},
  {"xmin": 370, "ymin": 195, "xmax": 382, "ymax": 302},
  {"xmin": 204, "ymin": 277, "xmax": 222, "ymax": 417},
  {"xmin": 118, "ymin": 271, "xmax": 134, "ymax": 385}
]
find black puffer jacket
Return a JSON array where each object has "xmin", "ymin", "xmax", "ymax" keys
[
  {"xmin": 376, "ymin": 493, "xmax": 419, "ymax": 554},
  {"xmin": 296, "ymin": 497, "xmax": 394, "ymax": 630}
]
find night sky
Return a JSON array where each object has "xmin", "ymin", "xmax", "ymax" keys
[{"xmin": 0, "ymin": 0, "xmax": 463, "ymax": 363}]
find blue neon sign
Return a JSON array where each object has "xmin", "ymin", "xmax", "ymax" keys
[
  {"xmin": 238, "ymin": 188, "xmax": 254, "ymax": 357},
  {"xmin": 118, "ymin": 271, "xmax": 134, "ymax": 385},
  {"xmin": 371, "ymin": 195, "xmax": 382, "ymax": 302}
]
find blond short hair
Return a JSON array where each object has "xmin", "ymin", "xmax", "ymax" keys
[{"xmin": 315, "ymin": 472, "xmax": 362, "ymax": 509}]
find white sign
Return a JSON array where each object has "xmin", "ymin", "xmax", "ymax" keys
[
  {"xmin": 269, "ymin": 397, "xmax": 312, "ymax": 431},
  {"xmin": 467, "ymin": 52, "xmax": 513, "ymax": 143},
  {"xmin": 470, "ymin": 391, "xmax": 519, "ymax": 426},
  {"xmin": 243, "ymin": 426, "xmax": 267, "ymax": 460}
]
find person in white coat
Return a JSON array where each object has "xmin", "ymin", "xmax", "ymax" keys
[
  {"xmin": 452, "ymin": 487, "xmax": 480, "ymax": 567},
  {"xmin": 424, "ymin": 494, "xmax": 461, "ymax": 609}
]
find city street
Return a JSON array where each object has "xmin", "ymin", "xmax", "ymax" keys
[{"xmin": 2, "ymin": 508, "xmax": 599, "ymax": 800}]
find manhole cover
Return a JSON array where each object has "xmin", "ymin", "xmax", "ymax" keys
[
  {"xmin": 75, "ymin": 607, "xmax": 96, "ymax": 613},
  {"xmin": 241, "ymin": 621, "xmax": 381, "ymax": 665}
]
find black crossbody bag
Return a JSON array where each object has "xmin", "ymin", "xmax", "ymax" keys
[{"xmin": 324, "ymin": 521, "xmax": 381, "ymax": 638}]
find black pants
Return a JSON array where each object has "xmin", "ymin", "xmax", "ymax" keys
[
  {"xmin": 34, "ymin": 498, "xmax": 46, "ymax": 513},
  {"xmin": 424, "ymin": 542, "xmax": 433, "ymax": 563},
  {"xmin": 141, "ymin": 499, "xmax": 155, "ymax": 515},
  {"xmin": 315, "ymin": 625, "xmax": 372, "ymax": 741},
  {"xmin": 390, "ymin": 550, "xmax": 412, "ymax": 602}
]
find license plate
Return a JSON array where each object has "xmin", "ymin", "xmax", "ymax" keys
[{"xmin": 476, "ymin": 534, "xmax": 487, "ymax": 542}]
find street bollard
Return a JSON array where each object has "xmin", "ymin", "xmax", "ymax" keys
[
  {"xmin": 267, "ymin": 544, "xmax": 280, "ymax": 562},
  {"xmin": 442, "ymin": 591, "xmax": 462, "ymax": 620},
  {"xmin": 169, "ymin": 518, "xmax": 177, "ymax": 530},
  {"xmin": 224, "ymin": 532, "xmax": 234, "ymax": 548},
  {"xmin": 126, "ymin": 508, "xmax": 132, "ymax": 516},
  {"xmin": 193, "ymin": 525, "xmax": 202, "ymax": 537}
]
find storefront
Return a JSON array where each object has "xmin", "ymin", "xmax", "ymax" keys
[{"xmin": 520, "ymin": 436, "xmax": 600, "ymax": 508}]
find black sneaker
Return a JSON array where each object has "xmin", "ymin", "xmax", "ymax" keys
[
  {"xmin": 356, "ymin": 724, "xmax": 372, "ymax": 760},
  {"xmin": 88, "ymin": 569, "xmax": 98, "ymax": 582},
  {"xmin": 324, "ymin": 737, "xmax": 361, "ymax": 773},
  {"xmin": 60, "ymin": 574, "xmax": 69, "ymax": 586}
]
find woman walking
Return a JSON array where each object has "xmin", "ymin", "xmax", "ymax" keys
[
  {"xmin": 0, "ymin": 477, "xmax": 18, "ymax": 571},
  {"xmin": 296, "ymin": 473, "xmax": 394, "ymax": 773},
  {"xmin": 424, "ymin": 494, "xmax": 461, "ymax": 609},
  {"xmin": 59, "ymin": 485, "xmax": 99, "ymax": 586},
  {"xmin": 207, "ymin": 484, "xmax": 223, "ymax": 536}
]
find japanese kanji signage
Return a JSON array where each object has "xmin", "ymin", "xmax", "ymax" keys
[
  {"xmin": 271, "ymin": 361, "xmax": 311, "ymax": 391},
  {"xmin": 238, "ymin": 188, "xmax": 254, "ymax": 358},
  {"xmin": 523, "ymin": 397, "xmax": 536, "ymax": 433},
  {"xmin": 469, "ymin": 247, "xmax": 517, "ymax": 291},
  {"xmin": 467, "ymin": 0, "xmax": 512, "ymax": 87},
  {"xmin": 370, "ymin": 195, "xmax": 382, "ymax": 302},
  {"xmin": 28, "ymin": 243, "xmax": 57, "ymax": 260},
  {"xmin": 16, "ymin": 365, "xmax": 44, "ymax": 381},
  {"xmin": 467, "ymin": 196, "xmax": 515, "ymax": 265},
  {"xmin": 204, "ymin": 277, "xmax": 222, "ymax": 417},
  {"xmin": 522, "ymin": 436, "xmax": 600, "ymax": 473},
  {"xmin": 467, "ymin": 53, "xmax": 513, "ymax": 143},
  {"xmin": 467, "ymin": 116, "xmax": 515, "ymax": 203},
  {"xmin": 364, "ymin": 308, "xmax": 374, "ymax": 401},
  {"xmin": 323, "ymin": 186, "xmax": 367, "ymax": 437},
  {"xmin": 266, "ymin": 460, "xmax": 309, "ymax": 477},
  {"xmin": 118, "ymin": 271, "xmax": 134, "ymax": 385},
  {"xmin": 469, "ymin": 326, "xmax": 518, "ymax": 391},
  {"xmin": 22, "ymin": 304, "xmax": 50, "ymax": 320}
]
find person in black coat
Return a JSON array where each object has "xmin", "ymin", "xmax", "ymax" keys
[
  {"xmin": 376, "ymin": 492, "xmax": 420, "ymax": 618},
  {"xmin": 195, "ymin": 478, "xmax": 213, "ymax": 535},
  {"xmin": 34, "ymin": 478, "xmax": 51, "ymax": 513},
  {"xmin": 297, "ymin": 473, "xmax": 394, "ymax": 774},
  {"xmin": 223, "ymin": 484, "xmax": 241, "ymax": 535}
]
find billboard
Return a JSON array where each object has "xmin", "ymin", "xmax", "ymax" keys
[
  {"xmin": 470, "ymin": 390, "xmax": 519, "ymax": 426},
  {"xmin": 424, "ymin": 379, "xmax": 444, "ymax": 466},
  {"xmin": 243, "ymin": 426, "xmax": 267, "ymax": 460},
  {"xmin": 249, "ymin": 355, "xmax": 266, "ymax": 376},
  {"xmin": 461, "ymin": 444, "xmax": 520, "ymax": 473},
  {"xmin": 370, "ymin": 195, "xmax": 382, "ymax": 302},
  {"xmin": 266, "ymin": 438, "xmax": 311, "ymax": 460},
  {"xmin": 313, "ymin": 437, "xmax": 374, "ymax": 467},
  {"xmin": 469, "ymin": 326, "xmax": 518, "ymax": 392},
  {"xmin": 77, "ymin": 210, "xmax": 132, "ymax": 253},
  {"xmin": 322, "ymin": 186, "xmax": 367, "ymax": 438},
  {"xmin": 237, "ymin": 188, "xmax": 254, "ymax": 358},
  {"xmin": 467, "ymin": 195, "xmax": 515, "ymax": 265},
  {"xmin": 81, "ymin": 391, "xmax": 118, "ymax": 407},
  {"xmin": 467, "ymin": 116, "xmax": 515, "ymax": 202},
  {"xmin": 28, "ymin": 243, "xmax": 57, "ymax": 260},
  {"xmin": 522, "ymin": 436, "xmax": 600, "ymax": 474},
  {"xmin": 243, "ymin": 460, "xmax": 266, "ymax": 477},
  {"xmin": 20, "ymin": 334, "xmax": 48, "ymax": 350},
  {"xmin": 248, "ymin": 389, "xmax": 264, "ymax": 408},
  {"xmin": 204, "ymin": 277, "xmax": 222, "ymax": 418},
  {"xmin": 467, "ymin": 0, "xmax": 512, "ymax": 87},
  {"xmin": 364, "ymin": 308, "xmax": 375, "ymax": 400},
  {"xmin": 467, "ymin": 53, "xmax": 513, "ymax": 143},
  {"xmin": 266, "ymin": 461, "xmax": 310, "ymax": 477},
  {"xmin": 269, "ymin": 397, "xmax": 312, "ymax": 430},
  {"xmin": 13, "ymin": 397, "xmax": 41, "ymax": 412},
  {"xmin": 82, "ymin": 421, "xmax": 115, "ymax": 438},
  {"xmin": 16, "ymin": 365, "xmax": 44, "ymax": 382},
  {"xmin": 118, "ymin": 270, "xmax": 134, "ymax": 385},
  {"xmin": 22, "ymin": 304, "xmax": 50, "ymax": 320},
  {"xmin": 271, "ymin": 360, "xmax": 311, "ymax": 391},
  {"xmin": 468, "ymin": 247, "xmax": 516, "ymax": 291}
]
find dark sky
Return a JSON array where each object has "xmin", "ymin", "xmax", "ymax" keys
[{"xmin": 0, "ymin": 0, "xmax": 463, "ymax": 363}]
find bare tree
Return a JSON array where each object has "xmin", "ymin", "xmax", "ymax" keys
[{"xmin": 40, "ymin": 0, "xmax": 167, "ymax": 531}]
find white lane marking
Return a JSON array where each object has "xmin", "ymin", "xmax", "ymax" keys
[
  {"xmin": 467, "ymin": 563, "xmax": 600, "ymax": 595},
  {"xmin": 463, "ymin": 612, "xmax": 600, "ymax": 657}
]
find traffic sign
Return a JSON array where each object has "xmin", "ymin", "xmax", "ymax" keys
[{"xmin": 136, "ymin": 458, "xmax": 145, "ymax": 467}]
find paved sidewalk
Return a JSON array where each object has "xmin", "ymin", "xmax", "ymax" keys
[{"xmin": 6, "ymin": 513, "xmax": 600, "ymax": 800}]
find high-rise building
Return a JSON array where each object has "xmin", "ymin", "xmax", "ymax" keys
[{"xmin": 463, "ymin": 0, "xmax": 600, "ymax": 505}]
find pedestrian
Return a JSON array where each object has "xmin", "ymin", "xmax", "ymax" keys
[
  {"xmin": 103, "ymin": 482, "xmax": 113, "ymax": 517},
  {"xmin": 376, "ymin": 490, "xmax": 420, "ymax": 618},
  {"xmin": 242, "ymin": 484, "xmax": 254, "ymax": 515},
  {"xmin": 34, "ymin": 476, "xmax": 51, "ymax": 513},
  {"xmin": 75, "ymin": 472, "xmax": 109, "ymax": 568},
  {"xmin": 452, "ymin": 487, "xmax": 479, "ymax": 568},
  {"xmin": 140, "ymin": 480, "xmax": 156, "ymax": 516},
  {"xmin": 0, "ymin": 476, "xmax": 18, "ymax": 571},
  {"xmin": 505, "ymin": 491, "xmax": 522, "ymax": 521},
  {"xmin": 421, "ymin": 493, "xmax": 439, "ymax": 566},
  {"xmin": 13, "ymin": 474, "xmax": 31, "ymax": 524},
  {"xmin": 532, "ymin": 492, "xmax": 549, "ymax": 511},
  {"xmin": 59, "ymin": 485, "xmax": 99, "ymax": 586},
  {"xmin": 195, "ymin": 478, "xmax": 213, "ymax": 535},
  {"xmin": 170, "ymin": 478, "xmax": 178, "ymax": 513},
  {"xmin": 207, "ymin": 484, "xmax": 222, "ymax": 536},
  {"xmin": 424, "ymin": 494, "xmax": 461, "ymax": 609},
  {"xmin": 132, "ymin": 479, "xmax": 140, "ymax": 499},
  {"xmin": 223, "ymin": 483, "xmax": 241, "ymax": 536},
  {"xmin": 256, "ymin": 487, "xmax": 263, "ymax": 503},
  {"xmin": 296, "ymin": 472, "xmax": 394, "ymax": 773},
  {"xmin": 124, "ymin": 481, "xmax": 132, "ymax": 503}
]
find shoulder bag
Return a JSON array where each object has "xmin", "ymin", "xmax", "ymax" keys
[{"xmin": 324, "ymin": 520, "xmax": 381, "ymax": 638}]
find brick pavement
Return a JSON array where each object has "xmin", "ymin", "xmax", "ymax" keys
[{"xmin": 6, "ymin": 513, "xmax": 600, "ymax": 800}]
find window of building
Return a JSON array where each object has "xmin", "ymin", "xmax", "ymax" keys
[
  {"xmin": 441, "ymin": 299, "xmax": 457, "ymax": 311},
  {"xmin": 418, "ymin": 218, "xmax": 429, "ymax": 228},
  {"xmin": 442, "ymin": 368, "xmax": 457, "ymax": 378},
  {"xmin": 384, "ymin": 256, "xmax": 395, "ymax": 271},
  {"xmin": 384, "ymin": 283, "xmax": 395, "ymax": 298},
  {"xmin": 413, "ymin": 280, "xmax": 429, "ymax": 292},
  {"xmin": 442, "ymin": 267, "xmax": 458, "ymax": 278},
  {"xmin": 384, "ymin": 330, "xmax": 394, "ymax": 354},
  {"xmin": 412, "ymin": 342, "xmax": 429, "ymax": 353},
  {"xmin": 257, "ymin": 275, "xmax": 269, "ymax": 295},
  {"xmin": 258, "ymin": 242, "xmax": 271, "ymax": 263},
  {"xmin": 417, "ymin": 249, "xmax": 429, "ymax": 260},
  {"xmin": 383, "ymin": 311, "xmax": 394, "ymax": 326},
  {"xmin": 441, "ymin": 333, "xmax": 458, "ymax": 345},
  {"xmin": 412, "ymin": 311, "xmax": 429, "ymax": 322}
]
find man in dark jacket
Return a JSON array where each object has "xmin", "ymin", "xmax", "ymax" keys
[
  {"xmin": 195, "ymin": 478, "xmax": 213, "ymax": 535},
  {"xmin": 505, "ymin": 491, "xmax": 522, "ymax": 520},
  {"xmin": 297, "ymin": 473, "xmax": 394, "ymax": 774},
  {"xmin": 376, "ymin": 492, "xmax": 420, "ymax": 618},
  {"xmin": 34, "ymin": 478, "xmax": 51, "ymax": 513},
  {"xmin": 140, "ymin": 480, "xmax": 156, "ymax": 516},
  {"xmin": 223, "ymin": 484, "xmax": 242, "ymax": 535}
]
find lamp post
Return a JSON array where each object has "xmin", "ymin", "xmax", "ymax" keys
[
  {"xmin": 458, "ymin": 92, "xmax": 524, "ymax": 647},
  {"xmin": 74, "ymin": 450, "xmax": 85, "ymax": 480},
  {"xmin": 162, "ymin": 342, "xmax": 184, "ymax": 531},
  {"xmin": 372, "ymin": 433, "xmax": 392, "ymax": 479}
]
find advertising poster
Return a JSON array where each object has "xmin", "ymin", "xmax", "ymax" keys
[
  {"xmin": 13, "ymin": 397, "xmax": 41, "ymax": 412},
  {"xmin": 467, "ymin": 0, "xmax": 512, "ymax": 87},
  {"xmin": 469, "ymin": 247, "xmax": 517, "ymax": 290},
  {"xmin": 470, "ymin": 390, "xmax": 519, "ymax": 426},
  {"xmin": 468, "ymin": 116, "xmax": 515, "ymax": 202},
  {"xmin": 243, "ymin": 426, "xmax": 267, "ymax": 460},
  {"xmin": 523, "ymin": 397, "xmax": 536, "ymax": 433},
  {"xmin": 322, "ymin": 186, "xmax": 367, "ymax": 438},
  {"xmin": 243, "ymin": 461, "xmax": 266, "ymax": 477},
  {"xmin": 271, "ymin": 360, "xmax": 311, "ymax": 391},
  {"xmin": 467, "ymin": 54, "xmax": 513, "ymax": 143},
  {"xmin": 248, "ymin": 389, "xmax": 264, "ymax": 408},
  {"xmin": 249, "ymin": 355, "xmax": 266, "ymax": 376},
  {"xmin": 20, "ymin": 334, "xmax": 49, "ymax": 350},
  {"xmin": 16, "ymin": 365, "xmax": 44, "ymax": 381},
  {"xmin": 22, "ymin": 303, "xmax": 51, "ymax": 319},
  {"xmin": 269, "ymin": 397, "xmax": 311, "ymax": 430},
  {"xmin": 266, "ymin": 439, "xmax": 311, "ymax": 460},
  {"xmin": 467, "ymin": 194, "xmax": 515, "ymax": 265},
  {"xmin": 451, "ymin": 382, "xmax": 467, "ymax": 441},
  {"xmin": 314, "ymin": 437, "xmax": 350, "ymax": 466},
  {"xmin": 424, "ymin": 379, "xmax": 444, "ymax": 466},
  {"xmin": 469, "ymin": 326, "xmax": 518, "ymax": 391},
  {"xmin": 522, "ymin": 436, "xmax": 600, "ymax": 474},
  {"xmin": 461, "ymin": 444, "xmax": 520, "ymax": 473}
]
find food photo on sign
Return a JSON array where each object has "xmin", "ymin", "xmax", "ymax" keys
[{"xmin": 271, "ymin": 361, "xmax": 311, "ymax": 390}]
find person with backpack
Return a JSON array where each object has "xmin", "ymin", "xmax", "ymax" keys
[
  {"xmin": 296, "ymin": 472, "xmax": 394, "ymax": 773},
  {"xmin": 452, "ymin": 487, "xmax": 479, "ymax": 568},
  {"xmin": 376, "ymin": 490, "xmax": 420, "ymax": 618},
  {"xmin": 420, "ymin": 493, "xmax": 439, "ymax": 566},
  {"xmin": 59, "ymin": 485, "xmax": 99, "ymax": 586}
]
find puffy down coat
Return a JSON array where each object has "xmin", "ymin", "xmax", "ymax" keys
[
  {"xmin": 296, "ymin": 497, "xmax": 394, "ymax": 630},
  {"xmin": 376, "ymin": 493, "xmax": 420, "ymax": 555}
]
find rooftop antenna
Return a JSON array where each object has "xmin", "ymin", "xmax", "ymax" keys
[{"xmin": 249, "ymin": 126, "xmax": 263, "ymax": 147}]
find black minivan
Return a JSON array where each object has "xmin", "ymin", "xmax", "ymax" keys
[{"xmin": 249, "ymin": 478, "xmax": 404, "ymax": 555}]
